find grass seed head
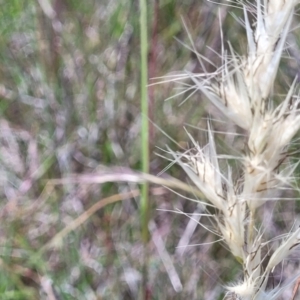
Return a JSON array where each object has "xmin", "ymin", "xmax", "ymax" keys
[{"xmin": 170, "ymin": 0, "xmax": 300, "ymax": 298}]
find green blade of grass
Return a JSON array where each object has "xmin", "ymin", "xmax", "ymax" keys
[
  {"xmin": 139, "ymin": 0, "xmax": 150, "ymax": 298},
  {"xmin": 139, "ymin": 0, "xmax": 149, "ymax": 243}
]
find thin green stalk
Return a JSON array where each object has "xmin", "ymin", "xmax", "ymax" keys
[
  {"xmin": 139, "ymin": 0, "xmax": 149, "ymax": 243},
  {"xmin": 139, "ymin": 1, "xmax": 150, "ymax": 298}
]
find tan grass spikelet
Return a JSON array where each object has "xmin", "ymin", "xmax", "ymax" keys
[{"xmin": 168, "ymin": 0, "xmax": 300, "ymax": 298}]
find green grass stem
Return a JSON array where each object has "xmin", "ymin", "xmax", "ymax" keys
[
  {"xmin": 139, "ymin": 0, "xmax": 150, "ymax": 298},
  {"xmin": 139, "ymin": 0, "xmax": 149, "ymax": 243}
]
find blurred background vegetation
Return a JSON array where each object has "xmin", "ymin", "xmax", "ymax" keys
[{"xmin": 0, "ymin": 0, "xmax": 299, "ymax": 299}]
